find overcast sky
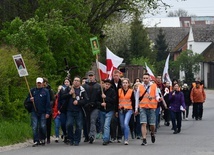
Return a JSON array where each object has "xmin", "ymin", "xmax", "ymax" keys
[{"xmin": 146, "ymin": 0, "xmax": 214, "ymax": 17}]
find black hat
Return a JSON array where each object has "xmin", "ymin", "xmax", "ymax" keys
[
  {"xmin": 103, "ymin": 79, "xmax": 111, "ymax": 84},
  {"xmin": 195, "ymin": 81, "xmax": 200, "ymax": 84}
]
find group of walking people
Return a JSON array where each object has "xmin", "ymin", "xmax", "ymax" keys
[{"xmin": 25, "ymin": 69, "xmax": 206, "ymax": 147}]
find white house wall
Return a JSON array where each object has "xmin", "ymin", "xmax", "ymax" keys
[{"xmin": 190, "ymin": 42, "xmax": 212, "ymax": 54}]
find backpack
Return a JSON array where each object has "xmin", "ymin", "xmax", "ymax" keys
[
  {"xmin": 24, "ymin": 97, "xmax": 33, "ymax": 113},
  {"xmin": 24, "ymin": 88, "xmax": 36, "ymax": 113}
]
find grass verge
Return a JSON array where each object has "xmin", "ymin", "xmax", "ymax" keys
[{"xmin": 0, "ymin": 119, "xmax": 32, "ymax": 146}]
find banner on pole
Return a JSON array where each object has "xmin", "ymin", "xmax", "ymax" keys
[
  {"xmin": 90, "ymin": 37, "xmax": 100, "ymax": 55},
  {"xmin": 12, "ymin": 54, "xmax": 29, "ymax": 77}
]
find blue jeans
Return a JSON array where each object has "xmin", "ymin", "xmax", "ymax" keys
[
  {"xmin": 155, "ymin": 107, "xmax": 160, "ymax": 129},
  {"xmin": 170, "ymin": 110, "xmax": 182, "ymax": 131},
  {"xmin": 66, "ymin": 111, "xmax": 83, "ymax": 144},
  {"xmin": 31, "ymin": 112, "xmax": 46, "ymax": 142},
  {"xmin": 59, "ymin": 113, "xmax": 67, "ymax": 136},
  {"xmin": 119, "ymin": 109, "xmax": 133, "ymax": 140},
  {"xmin": 99, "ymin": 111, "xmax": 114, "ymax": 142},
  {"xmin": 54, "ymin": 115, "xmax": 61, "ymax": 138}
]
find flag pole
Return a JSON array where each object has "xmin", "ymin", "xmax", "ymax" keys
[
  {"xmin": 96, "ymin": 55, "xmax": 106, "ymax": 109},
  {"xmin": 24, "ymin": 76, "xmax": 37, "ymax": 112}
]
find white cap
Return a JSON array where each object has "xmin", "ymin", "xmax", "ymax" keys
[
  {"xmin": 183, "ymin": 83, "xmax": 188, "ymax": 87},
  {"xmin": 36, "ymin": 77, "xmax": 43, "ymax": 83}
]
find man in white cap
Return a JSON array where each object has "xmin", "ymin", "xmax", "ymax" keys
[{"xmin": 25, "ymin": 77, "xmax": 51, "ymax": 147}]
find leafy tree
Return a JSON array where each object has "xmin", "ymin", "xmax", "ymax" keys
[
  {"xmin": 153, "ymin": 28, "xmax": 169, "ymax": 75},
  {"xmin": 0, "ymin": 0, "xmax": 38, "ymax": 27},
  {"xmin": 154, "ymin": 28, "xmax": 169, "ymax": 62},
  {"xmin": 175, "ymin": 50, "xmax": 203, "ymax": 84},
  {"xmin": 102, "ymin": 22, "xmax": 131, "ymax": 64},
  {"xmin": 131, "ymin": 56, "xmax": 155, "ymax": 74},
  {"xmin": 130, "ymin": 14, "xmax": 154, "ymax": 61},
  {"xmin": 1, "ymin": 10, "xmax": 94, "ymax": 81}
]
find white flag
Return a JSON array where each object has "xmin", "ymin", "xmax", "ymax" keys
[
  {"xmin": 162, "ymin": 54, "xmax": 172, "ymax": 85},
  {"xmin": 145, "ymin": 62, "xmax": 156, "ymax": 81}
]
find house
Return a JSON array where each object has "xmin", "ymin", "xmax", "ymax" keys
[{"xmin": 147, "ymin": 25, "xmax": 214, "ymax": 88}]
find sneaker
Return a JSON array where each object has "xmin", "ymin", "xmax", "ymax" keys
[
  {"xmin": 124, "ymin": 140, "xmax": 129, "ymax": 145},
  {"xmin": 47, "ymin": 139, "xmax": 50, "ymax": 144},
  {"xmin": 173, "ymin": 130, "xmax": 178, "ymax": 134},
  {"xmin": 151, "ymin": 133, "xmax": 155, "ymax": 143},
  {"xmin": 102, "ymin": 141, "xmax": 109, "ymax": 145},
  {"xmin": 131, "ymin": 132, "xmax": 135, "ymax": 139},
  {"xmin": 55, "ymin": 137, "xmax": 59, "ymax": 143},
  {"xmin": 136, "ymin": 136, "xmax": 141, "ymax": 139},
  {"xmin": 32, "ymin": 141, "xmax": 39, "ymax": 147},
  {"xmin": 177, "ymin": 128, "xmax": 181, "ymax": 133},
  {"xmin": 63, "ymin": 135, "xmax": 68, "ymax": 143},
  {"xmin": 141, "ymin": 139, "xmax": 147, "ymax": 146},
  {"xmin": 109, "ymin": 138, "xmax": 116, "ymax": 143},
  {"xmin": 84, "ymin": 138, "xmax": 89, "ymax": 142},
  {"xmin": 89, "ymin": 137, "xmax": 95, "ymax": 144},
  {"xmin": 96, "ymin": 133, "xmax": 102, "ymax": 139},
  {"xmin": 74, "ymin": 142, "xmax": 79, "ymax": 146},
  {"xmin": 40, "ymin": 140, "xmax": 45, "ymax": 146},
  {"xmin": 117, "ymin": 139, "xmax": 122, "ymax": 143}
]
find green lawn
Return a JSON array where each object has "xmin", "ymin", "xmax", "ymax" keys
[{"xmin": 0, "ymin": 119, "xmax": 32, "ymax": 146}]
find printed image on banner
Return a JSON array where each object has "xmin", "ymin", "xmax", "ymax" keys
[
  {"xmin": 12, "ymin": 54, "xmax": 29, "ymax": 77},
  {"xmin": 90, "ymin": 37, "xmax": 100, "ymax": 55}
]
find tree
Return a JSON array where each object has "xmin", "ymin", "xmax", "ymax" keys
[
  {"xmin": 1, "ymin": 10, "xmax": 93, "ymax": 81},
  {"xmin": 167, "ymin": 8, "xmax": 195, "ymax": 17},
  {"xmin": 130, "ymin": 14, "xmax": 154, "ymax": 61},
  {"xmin": 175, "ymin": 50, "xmax": 203, "ymax": 84},
  {"xmin": 154, "ymin": 28, "xmax": 169, "ymax": 62},
  {"xmin": 154, "ymin": 28, "xmax": 169, "ymax": 75},
  {"xmin": 0, "ymin": 0, "xmax": 38, "ymax": 27},
  {"xmin": 131, "ymin": 56, "xmax": 155, "ymax": 74},
  {"xmin": 102, "ymin": 22, "xmax": 131, "ymax": 64}
]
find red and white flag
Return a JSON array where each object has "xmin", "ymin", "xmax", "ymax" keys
[
  {"xmin": 162, "ymin": 54, "xmax": 172, "ymax": 85},
  {"xmin": 106, "ymin": 47, "xmax": 123, "ymax": 79},
  {"xmin": 145, "ymin": 62, "xmax": 156, "ymax": 81},
  {"xmin": 96, "ymin": 60, "xmax": 108, "ymax": 80}
]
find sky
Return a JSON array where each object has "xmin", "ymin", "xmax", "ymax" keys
[{"xmin": 145, "ymin": 0, "xmax": 214, "ymax": 18}]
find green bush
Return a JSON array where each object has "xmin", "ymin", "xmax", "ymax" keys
[{"xmin": 0, "ymin": 46, "xmax": 42, "ymax": 120}]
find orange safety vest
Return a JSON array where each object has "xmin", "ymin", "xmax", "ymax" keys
[
  {"xmin": 118, "ymin": 88, "xmax": 133, "ymax": 110},
  {"xmin": 139, "ymin": 84, "xmax": 158, "ymax": 109}
]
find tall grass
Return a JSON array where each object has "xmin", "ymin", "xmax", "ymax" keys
[{"xmin": 0, "ymin": 119, "xmax": 32, "ymax": 146}]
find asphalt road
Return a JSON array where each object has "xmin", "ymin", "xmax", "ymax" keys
[{"xmin": 1, "ymin": 90, "xmax": 214, "ymax": 155}]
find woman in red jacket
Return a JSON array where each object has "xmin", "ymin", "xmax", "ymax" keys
[{"xmin": 52, "ymin": 85, "xmax": 62, "ymax": 142}]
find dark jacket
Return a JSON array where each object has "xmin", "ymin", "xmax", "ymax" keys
[
  {"xmin": 169, "ymin": 91, "xmax": 186, "ymax": 112},
  {"xmin": 82, "ymin": 81, "xmax": 102, "ymax": 111},
  {"xmin": 26, "ymin": 87, "xmax": 51, "ymax": 115},
  {"xmin": 98, "ymin": 87, "xmax": 116, "ymax": 112},
  {"xmin": 66, "ymin": 86, "xmax": 88, "ymax": 116},
  {"xmin": 58, "ymin": 85, "xmax": 69, "ymax": 113},
  {"xmin": 110, "ymin": 79, "xmax": 122, "ymax": 111},
  {"xmin": 182, "ymin": 88, "xmax": 191, "ymax": 106}
]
